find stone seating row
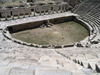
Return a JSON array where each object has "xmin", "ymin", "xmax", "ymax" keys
[
  {"xmin": 74, "ymin": 3, "xmax": 100, "ymax": 47},
  {"xmin": 56, "ymin": 48, "xmax": 100, "ymax": 73},
  {"xmin": 83, "ymin": 5, "xmax": 100, "ymax": 21},
  {"xmin": 0, "ymin": 17, "xmax": 100, "ymax": 74},
  {"xmin": 73, "ymin": 0, "xmax": 100, "ymax": 16},
  {"xmin": 0, "ymin": 29, "xmax": 99, "ymax": 75},
  {"xmin": 75, "ymin": 17, "xmax": 97, "ymax": 47},
  {"xmin": 82, "ymin": 19, "xmax": 100, "ymax": 44},
  {"xmin": 0, "ymin": 37, "xmax": 98, "ymax": 75},
  {"xmin": 74, "ymin": 1, "xmax": 95, "ymax": 15},
  {"xmin": 86, "ymin": 21, "xmax": 99, "ymax": 46}
]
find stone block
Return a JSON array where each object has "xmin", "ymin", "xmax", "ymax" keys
[
  {"xmin": 35, "ymin": 69, "xmax": 71, "ymax": 75},
  {"xmin": 96, "ymin": 63, "xmax": 100, "ymax": 73},
  {"xmin": 85, "ymin": 54, "xmax": 97, "ymax": 59},
  {"xmin": 42, "ymin": 45, "xmax": 48, "ymax": 48},
  {"xmin": 54, "ymin": 45, "xmax": 62, "ymax": 48},
  {"xmin": 9, "ymin": 68, "xmax": 34, "ymax": 75}
]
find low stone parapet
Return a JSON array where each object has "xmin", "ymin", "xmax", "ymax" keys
[
  {"xmin": 54, "ymin": 45, "xmax": 62, "ymax": 48},
  {"xmin": 63, "ymin": 44, "xmax": 74, "ymax": 48}
]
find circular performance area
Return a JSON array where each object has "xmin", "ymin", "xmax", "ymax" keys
[
  {"xmin": 11, "ymin": 21, "xmax": 89, "ymax": 45},
  {"xmin": 6, "ymin": 16, "xmax": 90, "ymax": 48}
]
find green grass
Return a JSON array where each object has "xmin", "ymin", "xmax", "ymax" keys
[{"xmin": 11, "ymin": 21, "xmax": 89, "ymax": 45}]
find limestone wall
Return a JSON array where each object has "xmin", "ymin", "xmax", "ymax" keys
[
  {"xmin": 73, "ymin": 16, "xmax": 90, "ymax": 33},
  {"xmin": 49, "ymin": 16, "xmax": 73, "ymax": 24},
  {"xmin": 8, "ymin": 21, "xmax": 44, "ymax": 33},
  {"xmin": 8, "ymin": 16, "xmax": 73, "ymax": 33},
  {"xmin": 8, "ymin": 16, "xmax": 89, "ymax": 33},
  {"xmin": 4, "ymin": 16, "xmax": 91, "ymax": 48}
]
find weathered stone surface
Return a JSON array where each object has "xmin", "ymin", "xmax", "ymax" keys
[
  {"xmin": 0, "ymin": 8, "xmax": 100, "ymax": 75},
  {"xmin": 35, "ymin": 69, "xmax": 71, "ymax": 75},
  {"xmin": 0, "ymin": 67, "xmax": 10, "ymax": 75},
  {"xmin": 9, "ymin": 68, "xmax": 34, "ymax": 75}
]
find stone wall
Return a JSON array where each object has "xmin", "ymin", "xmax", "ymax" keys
[
  {"xmin": 8, "ymin": 16, "xmax": 73, "ymax": 33},
  {"xmin": 8, "ymin": 21, "xmax": 44, "ymax": 33},
  {"xmin": 50, "ymin": 16, "xmax": 73, "ymax": 24},
  {"xmin": 8, "ymin": 16, "xmax": 89, "ymax": 33},
  {"xmin": 73, "ymin": 16, "xmax": 90, "ymax": 33},
  {"xmin": 5, "ymin": 16, "xmax": 91, "ymax": 48},
  {"xmin": 64, "ymin": 0, "xmax": 82, "ymax": 7}
]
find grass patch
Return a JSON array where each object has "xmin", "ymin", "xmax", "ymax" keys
[{"xmin": 11, "ymin": 21, "xmax": 89, "ymax": 45}]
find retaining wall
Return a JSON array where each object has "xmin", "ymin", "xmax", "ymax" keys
[
  {"xmin": 8, "ymin": 16, "xmax": 73, "ymax": 33},
  {"xmin": 5, "ymin": 16, "xmax": 91, "ymax": 48}
]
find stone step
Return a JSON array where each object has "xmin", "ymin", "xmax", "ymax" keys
[
  {"xmin": 9, "ymin": 68, "xmax": 34, "ymax": 75},
  {"xmin": 35, "ymin": 69, "xmax": 72, "ymax": 75},
  {"xmin": 86, "ymin": 73, "xmax": 100, "ymax": 75},
  {"xmin": 82, "ymin": 68, "xmax": 95, "ymax": 74},
  {"xmin": 85, "ymin": 54, "xmax": 97, "ymax": 59},
  {"xmin": 95, "ymin": 63, "xmax": 100, "ymax": 73}
]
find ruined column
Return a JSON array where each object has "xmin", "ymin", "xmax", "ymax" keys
[
  {"xmin": 4, "ymin": 10, "xmax": 7, "ymax": 20},
  {"xmin": 18, "ymin": 8, "xmax": 20, "ymax": 19},
  {"xmin": 39, "ymin": 6, "xmax": 41, "ymax": 15},
  {"xmin": 12, "ymin": 9, "xmax": 14, "ymax": 19},
  {"xmin": 55, "ymin": 5, "xmax": 58, "ymax": 13},
  {"xmin": 62, "ymin": 5, "xmax": 64, "ymax": 12},
  {"xmin": 48, "ymin": 5, "xmax": 51, "ymax": 14},
  {"xmin": 28, "ymin": 7, "xmax": 31, "ymax": 17},
  {"xmin": 28, "ymin": 9, "xmax": 31, "ymax": 17},
  {"xmin": 0, "ymin": 10, "xmax": 2, "ymax": 21},
  {"xmin": 56, "ymin": 5, "xmax": 58, "ymax": 13},
  {"xmin": 63, "ymin": 3, "xmax": 67, "ymax": 12},
  {"xmin": 44, "ymin": 7, "xmax": 46, "ymax": 15},
  {"xmin": 52, "ymin": 5, "xmax": 54, "ymax": 14},
  {"xmin": 64, "ymin": 5, "xmax": 66, "ymax": 12},
  {"xmin": 60, "ymin": 4, "xmax": 62, "ymax": 13},
  {"xmin": 0, "ymin": 17, "xmax": 1, "ymax": 21},
  {"xmin": 23, "ymin": 7, "xmax": 25, "ymax": 18},
  {"xmin": 33, "ymin": 6, "xmax": 36, "ymax": 16}
]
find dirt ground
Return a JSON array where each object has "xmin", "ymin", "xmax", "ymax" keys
[{"xmin": 11, "ymin": 21, "xmax": 89, "ymax": 45}]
